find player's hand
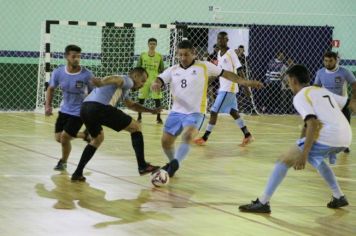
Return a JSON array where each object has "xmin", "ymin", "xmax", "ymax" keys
[
  {"xmin": 91, "ymin": 77, "xmax": 103, "ymax": 87},
  {"xmin": 45, "ymin": 106, "xmax": 53, "ymax": 116},
  {"xmin": 151, "ymin": 82, "xmax": 161, "ymax": 92},
  {"xmin": 348, "ymin": 98, "xmax": 356, "ymax": 113},
  {"xmin": 293, "ymin": 154, "xmax": 307, "ymax": 170},
  {"xmin": 248, "ymin": 80, "xmax": 264, "ymax": 89},
  {"xmin": 150, "ymin": 107, "xmax": 162, "ymax": 114}
]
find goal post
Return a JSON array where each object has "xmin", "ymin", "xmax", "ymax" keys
[{"xmin": 36, "ymin": 20, "xmax": 182, "ymax": 113}]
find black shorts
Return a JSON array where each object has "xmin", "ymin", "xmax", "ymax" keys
[
  {"xmin": 80, "ymin": 102, "xmax": 132, "ymax": 138},
  {"xmin": 55, "ymin": 111, "xmax": 83, "ymax": 137}
]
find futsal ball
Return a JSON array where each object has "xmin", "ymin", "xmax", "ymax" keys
[{"xmin": 151, "ymin": 169, "xmax": 169, "ymax": 187}]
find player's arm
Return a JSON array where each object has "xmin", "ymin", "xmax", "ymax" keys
[
  {"xmin": 137, "ymin": 54, "xmax": 143, "ymax": 67},
  {"xmin": 124, "ymin": 99, "xmax": 161, "ymax": 114},
  {"xmin": 45, "ymin": 86, "xmax": 55, "ymax": 116},
  {"xmin": 220, "ymin": 70, "xmax": 263, "ymax": 89},
  {"xmin": 45, "ymin": 70, "xmax": 59, "ymax": 116},
  {"xmin": 91, "ymin": 75, "xmax": 124, "ymax": 88},
  {"xmin": 294, "ymin": 116, "xmax": 319, "ymax": 170},
  {"xmin": 158, "ymin": 55, "xmax": 165, "ymax": 73}
]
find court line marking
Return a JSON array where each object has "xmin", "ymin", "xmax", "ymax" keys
[{"xmin": 0, "ymin": 138, "xmax": 301, "ymax": 235}]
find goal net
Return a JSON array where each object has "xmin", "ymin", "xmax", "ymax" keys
[{"xmin": 36, "ymin": 21, "xmax": 181, "ymax": 112}]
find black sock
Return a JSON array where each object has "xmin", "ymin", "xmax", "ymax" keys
[
  {"xmin": 241, "ymin": 126, "xmax": 251, "ymax": 138},
  {"xmin": 131, "ymin": 131, "xmax": 146, "ymax": 169},
  {"xmin": 154, "ymin": 99, "xmax": 161, "ymax": 120},
  {"xmin": 73, "ymin": 144, "xmax": 97, "ymax": 176},
  {"xmin": 202, "ymin": 131, "xmax": 211, "ymax": 141}
]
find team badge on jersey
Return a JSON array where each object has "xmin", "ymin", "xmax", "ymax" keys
[
  {"xmin": 335, "ymin": 77, "xmax": 342, "ymax": 83},
  {"xmin": 192, "ymin": 70, "xmax": 197, "ymax": 75},
  {"xmin": 76, "ymin": 80, "xmax": 84, "ymax": 88}
]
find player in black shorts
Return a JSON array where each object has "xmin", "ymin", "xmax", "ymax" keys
[{"xmin": 71, "ymin": 67, "xmax": 161, "ymax": 181}]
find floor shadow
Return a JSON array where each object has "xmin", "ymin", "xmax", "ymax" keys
[{"xmin": 35, "ymin": 173, "xmax": 172, "ymax": 228}]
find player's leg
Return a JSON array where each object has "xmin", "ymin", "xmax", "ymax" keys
[
  {"xmin": 152, "ymin": 87, "xmax": 163, "ymax": 124},
  {"xmin": 307, "ymin": 145, "xmax": 348, "ymax": 208},
  {"xmin": 138, "ymin": 83, "xmax": 149, "ymax": 122},
  {"xmin": 230, "ymin": 109, "xmax": 254, "ymax": 146},
  {"xmin": 72, "ymin": 103, "xmax": 104, "ymax": 181},
  {"xmin": 341, "ymin": 106, "xmax": 351, "ymax": 153},
  {"xmin": 195, "ymin": 91, "xmax": 227, "ymax": 145},
  {"xmin": 164, "ymin": 113, "xmax": 203, "ymax": 177},
  {"xmin": 161, "ymin": 132, "xmax": 177, "ymax": 162},
  {"xmin": 53, "ymin": 112, "xmax": 66, "ymax": 170},
  {"xmin": 239, "ymin": 144, "xmax": 302, "ymax": 213}
]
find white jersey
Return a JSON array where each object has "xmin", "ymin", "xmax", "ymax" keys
[
  {"xmin": 218, "ymin": 48, "xmax": 242, "ymax": 93},
  {"xmin": 159, "ymin": 60, "xmax": 223, "ymax": 114},
  {"xmin": 293, "ymin": 86, "xmax": 351, "ymax": 147}
]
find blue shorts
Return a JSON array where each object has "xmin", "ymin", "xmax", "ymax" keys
[
  {"xmin": 296, "ymin": 138, "xmax": 346, "ymax": 167},
  {"xmin": 211, "ymin": 91, "xmax": 238, "ymax": 113},
  {"xmin": 164, "ymin": 112, "xmax": 205, "ymax": 136}
]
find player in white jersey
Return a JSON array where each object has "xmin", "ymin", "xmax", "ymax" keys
[
  {"xmin": 151, "ymin": 40, "xmax": 263, "ymax": 179},
  {"xmin": 194, "ymin": 32, "xmax": 253, "ymax": 146},
  {"xmin": 239, "ymin": 64, "xmax": 356, "ymax": 213}
]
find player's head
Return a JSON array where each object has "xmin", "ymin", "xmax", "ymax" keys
[
  {"xmin": 148, "ymin": 38, "xmax": 158, "ymax": 51},
  {"xmin": 286, "ymin": 64, "xmax": 310, "ymax": 94},
  {"xmin": 129, "ymin": 67, "xmax": 148, "ymax": 90},
  {"xmin": 235, "ymin": 45, "xmax": 245, "ymax": 55},
  {"xmin": 65, "ymin": 45, "xmax": 81, "ymax": 68},
  {"xmin": 177, "ymin": 40, "xmax": 195, "ymax": 68},
  {"xmin": 217, "ymin": 31, "xmax": 228, "ymax": 48},
  {"xmin": 323, "ymin": 51, "xmax": 338, "ymax": 70}
]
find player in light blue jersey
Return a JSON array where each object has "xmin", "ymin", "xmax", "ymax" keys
[
  {"xmin": 314, "ymin": 51, "xmax": 356, "ymax": 153},
  {"xmin": 71, "ymin": 67, "xmax": 160, "ymax": 182},
  {"xmin": 45, "ymin": 45, "xmax": 94, "ymax": 171}
]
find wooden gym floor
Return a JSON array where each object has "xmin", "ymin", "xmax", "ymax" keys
[{"xmin": 0, "ymin": 113, "xmax": 355, "ymax": 236}]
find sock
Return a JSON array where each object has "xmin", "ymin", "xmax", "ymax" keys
[
  {"xmin": 260, "ymin": 162, "xmax": 289, "ymax": 204},
  {"xmin": 73, "ymin": 144, "xmax": 97, "ymax": 176},
  {"xmin": 174, "ymin": 142, "xmax": 190, "ymax": 163},
  {"xmin": 235, "ymin": 118, "xmax": 250, "ymax": 137},
  {"xmin": 317, "ymin": 161, "xmax": 344, "ymax": 198},
  {"xmin": 163, "ymin": 148, "xmax": 175, "ymax": 161},
  {"xmin": 154, "ymin": 99, "xmax": 161, "ymax": 120},
  {"xmin": 164, "ymin": 159, "xmax": 179, "ymax": 177},
  {"xmin": 131, "ymin": 132, "xmax": 146, "ymax": 169},
  {"xmin": 202, "ymin": 124, "xmax": 215, "ymax": 140},
  {"xmin": 138, "ymin": 99, "xmax": 144, "ymax": 119}
]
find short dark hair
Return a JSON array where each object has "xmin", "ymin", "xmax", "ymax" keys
[
  {"xmin": 286, "ymin": 64, "xmax": 310, "ymax": 84},
  {"xmin": 148, "ymin": 38, "xmax": 157, "ymax": 43},
  {"xmin": 130, "ymin": 67, "xmax": 148, "ymax": 77},
  {"xmin": 178, "ymin": 40, "xmax": 193, "ymax": 49},
  {"xmin": 65, "ymin": 45, "xmax": 81, "ymax": 55},
  {"xmin": 238, "ymin": 45, "xmax": 244, "ymax": 49},
  {"xmin": 323, "ymin": 51, "xmax": 338, "ymax": 60},
  {"xmin": 218, "ymin": 31, "xmax": 228, "ymax": 37}
]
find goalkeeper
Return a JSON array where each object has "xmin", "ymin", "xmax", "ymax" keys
[{"xmin": 137, "ymin": 38, "xmax": 165, "ymax": 124}]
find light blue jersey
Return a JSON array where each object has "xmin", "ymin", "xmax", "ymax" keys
[
  {"xmin": 84, "ymin": 75, "xmax": 133, "ymax": 106},
  {"xmin": 314, "ymin": 66, "xmax": 356, "ymax": 96},
  {"xmin": 49, "ymin": 65, "xmax": 94, "ymax": 116}
]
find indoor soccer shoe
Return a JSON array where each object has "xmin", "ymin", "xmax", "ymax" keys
[
  {"xmin": 240, "ymin": 135, "xmax": 255, "ymax": 147},
  {"xmin": 71, "ymin": 174, "xmax": 86, "ymax": 182},
  {"xmin": 161, "ymin": 159, "xmax": 179, "ymax": 177},
  {"xmin": 194, "ymin": 137, "xmax": 207, "ymax": 145},
  {"xmin": 139, "ymin": 163, "xmax": 160, "ymax": 176},
  {"xmin": 54, "ymin": 160, "xmax": 67, "ymax": 171},
  {"xmin": 327, "ymin": 196, "xmax": 349, "ymax": 209},
  {"xmin": 239, "ymin": 198, "xmax": 271, "ymax": 213}
]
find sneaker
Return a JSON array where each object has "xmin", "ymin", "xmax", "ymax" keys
[
  {"xmin": 71, "ymin": 174, "xmax": 86, "ymax": 182},
  {"xmin": 240, "ymin": 135, "xmax": 255, "ymax": 147},
  {"xmin": 344, "ymin": 148, "xmax": 350, "ymax": 154},
  {"xmin": 327, "ymin": 196, "xmax": 349, "ymax": 209},
  {"xmin": 239, "ymin": 198, "xmax": 271, "ymax": 213},
  {"xmin": 54, "ymin": 160, "xmax": 67, "ymax": 171},
  {"xmin": 156, "ymin": 118, "xmax": 163, "ymax": 124},
  {"xmin": 139, "ymin": 163, "xmax": 160, "ymax": 176},
  {"xmin": 83, "ymin": 129, "xmax": 91, "ymax": 143},
  {"xmin": 161, "ymin": 159, "xmax": 179, "ymax": 177},
  {"xmin": 194, "ymin": 137, "xmax": 206, "ymax": 145}
]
